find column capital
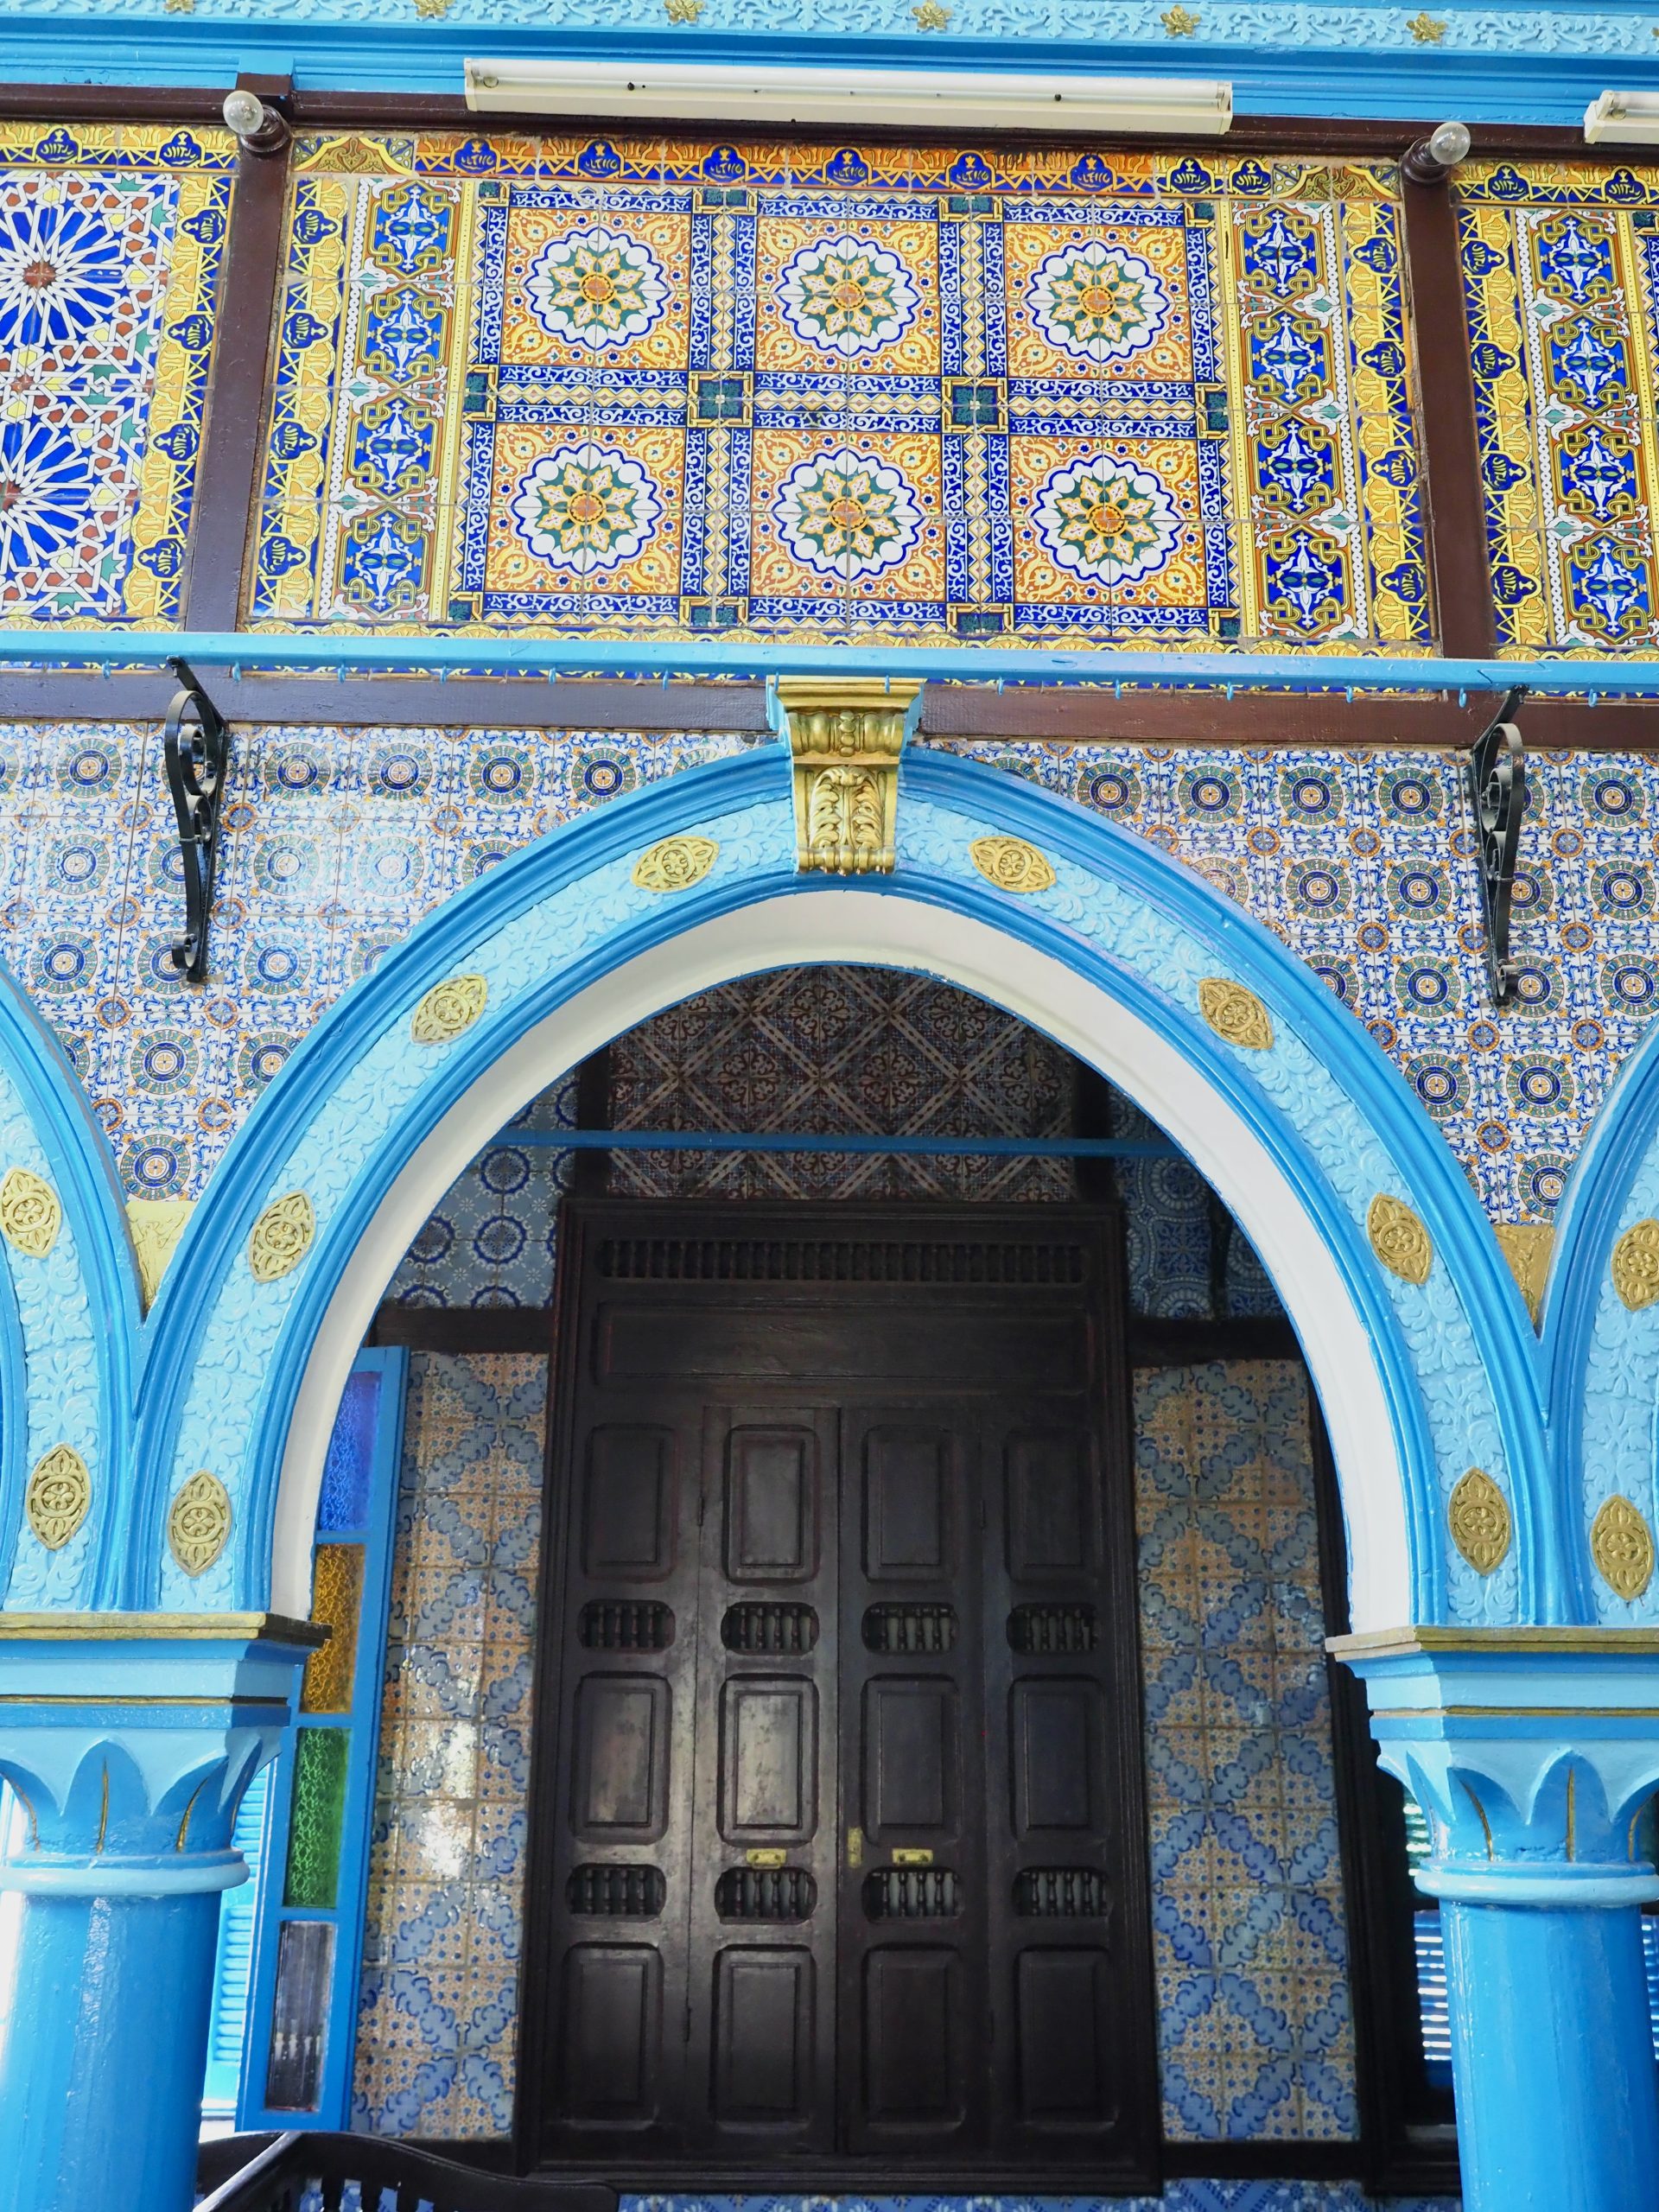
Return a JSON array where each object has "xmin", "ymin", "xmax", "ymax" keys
[
  {"xmin": 1331, "ymin": 1627, "xmax": 1659, "ymax": 1906},
  {"xmin": 0, "ymin": 1611, "xmax": 321, "ymax": 1897}
]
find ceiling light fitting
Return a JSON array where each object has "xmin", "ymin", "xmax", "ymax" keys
[
  {"xmin": 463, "ymin": 58, "xmax": 1233, "ymax": 135},
  {"xmin": 1585, "ymin": 91, "xmax": 1659, "ymax": 145}
]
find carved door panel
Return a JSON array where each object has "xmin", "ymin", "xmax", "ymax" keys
[
  {"xmin": 685, "ymin": 1405, "xmax": 840, "ymax": 2155},
  {"xmin": 836, "ymin": 1408, "xmax": 989, "ymax": 2157},
  {"xmin": 538, "ymin": 1410, "xmax": 702, "ymax": 2157}
]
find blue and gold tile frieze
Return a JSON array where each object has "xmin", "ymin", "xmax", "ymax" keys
[
  {"xmin": 1458, "ymin": 156, "xmax": 1659, "ymax": 655},
  {"xmin": 0, "ymin": 121, "xmax": 234, "ymax": 629},
  {"xmin": 250, "ymin": 133, "xmax": 1429, "ymax": 653}
]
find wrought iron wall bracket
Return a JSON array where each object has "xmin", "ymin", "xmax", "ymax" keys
[
  {"xmin": 162, "ymin": 656, "xmax": 231, "ymax": 983},
  {"xmin": 1468, "ymin": 683, "xmax": 1528, "ymax": 1007}
]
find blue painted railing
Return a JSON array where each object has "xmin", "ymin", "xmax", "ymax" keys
[{"xmin": 7, "ymin": 630, "xmax": 1659, "ymax": 700}]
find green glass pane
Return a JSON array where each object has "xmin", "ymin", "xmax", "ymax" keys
[{"xmin": 283, "ymin": 1726, "xmax": 348, "ymax": 1910}]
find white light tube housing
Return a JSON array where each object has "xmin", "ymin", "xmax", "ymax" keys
[
  {"xmin": 464, "ymin": 58, "xmax": 1233, "ymax": 136},
  {"xmin": 1585, "ymin": 90, "xmax": 1659, "ymax": 144}
]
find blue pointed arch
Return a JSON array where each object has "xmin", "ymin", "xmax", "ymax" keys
[
  {"xmin": 1543, "ymin": 1012, "xmax": 1659, "ymax": 1623},
  {"xmin": 0, "ymin": 959, "xmax": 139, "ymax": 1610},
  {"xmin": 132, "ymin": 746, "xmax": 1551, "ymax": 1629}
]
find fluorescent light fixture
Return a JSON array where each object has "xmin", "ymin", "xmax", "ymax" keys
[
  {"xmin": 1585, "ymin": 90, "xmax": 1659, "ymax": 144},
  {"xmin": 464, "ymin": 58, "xmax": 1232, "ymax": 136}
]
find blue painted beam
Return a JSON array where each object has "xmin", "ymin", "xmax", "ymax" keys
[
  {"xmin": 10, "ymin": 628, "xmax": 1659, "ymax": 698},
  {"xmin": 5, "ymin": 10, "xmax": 1659, "ymax": 126},
  {"xmin": 485, "ymin": 1128, "xmax": 1182, "ymax": 1155}
]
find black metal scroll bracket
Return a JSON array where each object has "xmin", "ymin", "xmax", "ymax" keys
[
  {"xmin": 162, "ymin": 655, "xmax": 231, "ymax": 983},
  {"xmin": 1468, "ymin": 683, "xmax": 1528, "ymax": 1007}
]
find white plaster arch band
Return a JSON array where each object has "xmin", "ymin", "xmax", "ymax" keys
[
  {"xmin": 0, "ymin": 972, "xmax": 138, "ymax": 1611},
  {"xmin": 134, "ymin": 747, "xmax": 1552, "ymax": 1632},
  {"xmin": 1545, "ymin": 1016, "xmax": 1659, "ymax": 1624}
]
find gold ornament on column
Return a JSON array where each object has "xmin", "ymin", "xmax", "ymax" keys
[
  {"xmin": 969, "ymin": 836, "xmax": 1056, "ymax": 893},
  {"xmin": 410, "ymin": 973, "xmax": 488, "ymax": 1045},
  {"xmin": 1591, "ymin": 1495, "xmax": 1656, "ymax": 1602},
  {"xmin": 0, "ymin": 1166, "xmax": 61, "ymax": 1258},
  {"xmin": 1197, "ymin": 978, "xmax": 1274, "ymax": 1051},
  {"xmin": 168, "ymin": 1470, "xmax": 233, "ymax": 1576},
  {"xmin": 1446, "ymin": 1467, "xmax": 1510, "ymax": 1574},
  {"xmin": 1611, "ymin": 1218, "xmax": 1659, "ymax": 1312},
  {"xmin": 24, "ymin": 1445, "xmax": 91, "ymax": 1551},
  {"xmin": 248, "ymin": 1190, "xmax": 315, "ymax": 1283},
  {"xmin": 775, "ymin": 678, "xmax": 920, "ymax": 875},
  {"xmin": 1367, "ymin": 1193, "xmax": 1433, "ymax": 1285},
  {"xmin": 632, "ymin": 836, "xmax": 719, "ymax": 892}
]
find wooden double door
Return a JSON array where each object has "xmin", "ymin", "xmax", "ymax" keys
[{"xmin": 523, "ymin": 1204, "xmax": 1158, "ymax": 2184}]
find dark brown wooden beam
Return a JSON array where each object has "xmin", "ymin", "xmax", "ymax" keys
[
  {"xmin": 1402, "ymin": 174, "xmax": 1496, "ymax": 658},
  {"xmin": 181, "ymin": 76, "xmax": 293, "ymax": 632},
  {"xmin": 0, "ymin": 673, "xmax": 770, "ymax": 731}
]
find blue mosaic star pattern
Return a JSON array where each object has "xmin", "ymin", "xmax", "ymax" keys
[
  {"xmin": 0, "ymin": 123, "xmax": 234, "ymax": 627},
  {"xmin": 354, "ymin": 1352, "xmax": 545, "ymax": 2138},
  {"xmin": 942, "ymin": 738, "xmax": 1659, "ymax": 1224},
  {"xmin": 251, "ymin": 134, "xmax": 1427, "ymax": 652},
  {"xmin": 0, "ymin": 721, "xmax": 755, "ymax": 1198}
]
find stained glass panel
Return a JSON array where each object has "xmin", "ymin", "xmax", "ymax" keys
[
  {"xmin": 283, "ymin": 1726, "xmax": 349, "ymax": 1910},
  {"xmin": 301, "ymin": 1543, "xmax": 364, "ymax": 1714},
  {"xmin": 264, "ymin": 1918, "xmax": 334, "ymax": 2113},
  {"xmin": 317, "ymin": 1369, "xmax": 381, "ymax": 1532}
]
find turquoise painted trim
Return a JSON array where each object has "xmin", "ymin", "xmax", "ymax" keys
[
  {"xmin": 0, "ymin": 963, "xmax": 139, "ymax": 1612},
  {"xmin": 10, "ymin": 628, "xmax": 1659, "ymax": 696},
  {"xmin": 3, "ymin": 10, "xmax": 1658, "ymax": 124},
  {"xmin": 236, "ymin": 1347, "xmax": 408, "ymax": 2132},
  {"xmin": 1542, "ymin": 1015, "xmax": 1659, "ymax": 1624},
  {"xmin": 137, "ymin": 745, "xmax": 1541, "ymax": 1625},
  {"xmin": 0, "ymin": 1207, "xmax": 27, "ymax": 1610}
]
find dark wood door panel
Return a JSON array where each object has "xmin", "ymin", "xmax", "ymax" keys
[
  {"xmin": 595, "ymin": 1300, "xmax": 1087, "ymax": 1392},
  {"xmin": 526, "ymin": 1199, "xmax": 1157, "ymax": 2183}
]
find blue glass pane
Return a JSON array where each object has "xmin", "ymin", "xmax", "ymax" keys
[{"xmin": 315, "ymin": 1371, "xmax": 381, "ymax": 1533}]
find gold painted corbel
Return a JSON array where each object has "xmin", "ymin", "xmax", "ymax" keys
[{"xmin": 772, "ymin": 678, "xmax": 924, "ymax": 875}]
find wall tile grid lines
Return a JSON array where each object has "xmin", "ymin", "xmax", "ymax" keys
[
  {"xmin": 937, "ymin": 737, "xmax": 1659, "ymax": 1227},
  {"xmin": 0, "ymin": 719, "xmax": 756, "ymax": 1205},
  {"xmin": 251, "ymin": 131, "xmax": 1427, "ymax": 655},
  {"xmin": 354, "ymin": 1350, "xmax": 545, "ymax": 2140},
  {"xmin": 0, "ymin": 121, "xmax": 235, "ymax": 630},
  {"xmin": 1456, "ymin": 157, "xmax": 1659, "ymax": 656},
  {"xmin": 1135, "ymin": 1361, "xmax": 1356, "ymax": 2145}
]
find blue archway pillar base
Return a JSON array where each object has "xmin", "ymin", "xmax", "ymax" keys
[
  {"xmin": 0, "ymin": 1618, "xmax": 318, "ymax": 2212},
  {"xmin": 1338, "ymin": 1631, "xmax": 1659, "ymax": 2212}
]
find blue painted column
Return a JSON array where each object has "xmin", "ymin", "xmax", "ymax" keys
[
  {"xmin": 0, "ymin": 1616, "xmax": 319, "ymax": 2212},
  {"xmin": 1338, "ymin": 1631, "xmax": 1659, "ymax": 2212}
]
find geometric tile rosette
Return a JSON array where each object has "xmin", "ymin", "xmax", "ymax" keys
[
  {"xmin": 252, "ymin": 133, "xmax": 1429, "ymax": 653},
  {"xmin": 1457, "ymin": 158, "xmax": 1659, "ymax": 655},
  {"xmin": 0, "ymin": 123, "xmax": 233, "ymax": 627}
]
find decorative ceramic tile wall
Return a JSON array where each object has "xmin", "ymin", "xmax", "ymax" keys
[
  {"xmin": 608, "ymin": 963, "xmax": 1076, "ymax": 1201},
  {"xmin": 1135, "ymin": 1360, "xmax": 1353, "ymax": 2141},
  {"xmin": 0, "ymin": 720, "xmax": 753, "ymax": 1198},
  {"xmin": 251, "ymin": 133, "xmax": 1427, "ymax": 652},
  {"xmin": 354, "ymin": 1351, "xmax": 544, "ymax": 2139},
  {"xmin": 938, "ymin": 738, "xmax": 1659, "ymax": 1224},
  {"xmin": 386, "ymin": 1080, "xmax": 575, "ymax": 1308},
  {"xmin": 1457, "ymin": 159, "xmax": 1659, "ymax": 653},
  {"xmin": 0, "ymin": 122, "xmax": 233, "ymax": 627}
]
